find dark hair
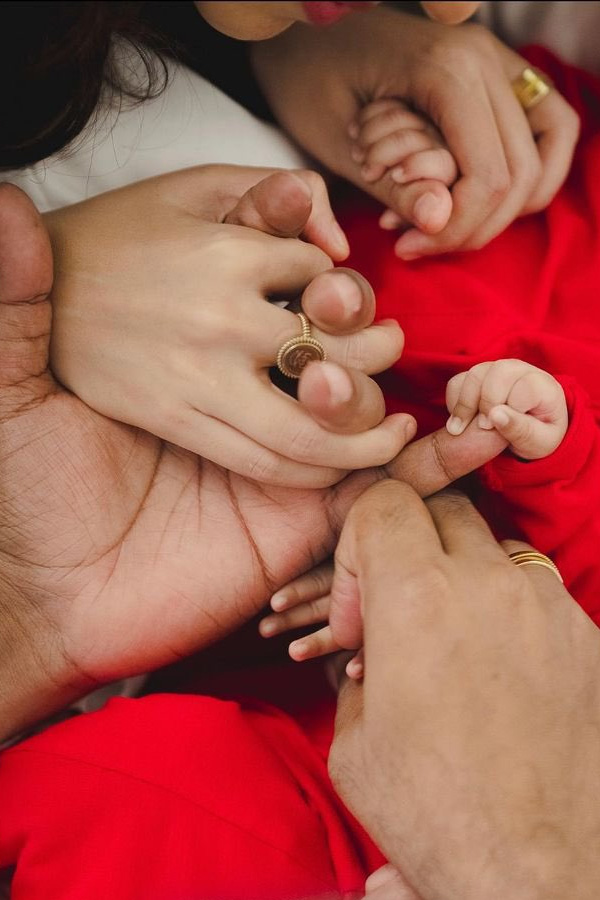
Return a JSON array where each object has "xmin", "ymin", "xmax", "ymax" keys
[{"xmin": 0, "ymin": 1, "xmax": 169, "ymax": 170}]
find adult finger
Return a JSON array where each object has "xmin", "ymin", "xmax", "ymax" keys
[
  {"xmin": 297, "ymin": 361, "xmax": 390, "ymax": 434},
  {"xmin": 425, "ymin": 489, "xmax": 504, "ymax": 563},
  {"xmin": 383, "ymin": 418, "xmax": 507, "ymax": 497},
  {"xmin": 257, "ymin": 300, "xmax": 404, "ymax": 375},
  {"xmin": 163, "ymin": 404, "xmax": 347, "ymax": 487},
  {"xmin": 211, "ymin": 376, "xmax": 415, "ymax": 471},
  {"xmin": 224, "ymin": 169, "xmax": 349, "ymax": 261},
  {"xmin": 522, "ymin": 92, "xmax": 580, "ymax": 213},
  {"xmin": 300, "ymin": 268, "xmax": 376, "ymax": 335},
  {"xmin": 0, "ymin": 184, "xmax": 54, "ymax": 407}
]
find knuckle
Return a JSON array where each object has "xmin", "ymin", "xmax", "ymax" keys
[
  {"xmin": 289, "ymin": 424, "xmax": 325, "ymax": 463},
  {"xmin": 245, "ymin": 449, "xmax": 279, "ymax": 483}
]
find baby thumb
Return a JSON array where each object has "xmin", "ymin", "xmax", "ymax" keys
[{"xmin": 0, "ymin": 184, "xmax": 53, "ymax": 402}]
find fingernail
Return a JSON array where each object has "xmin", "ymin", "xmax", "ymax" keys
[
  {"xmin": 413, "ymin": 192, "xmax": 441, "ymax": 229},
  {"xmin": 446, "ymin": 416, "xmax": 464, "ymax": 435},
  {"xmin": 490, "ymin": 409, "xmax": 509, "ymax": 427},
  {"xmin": 478, "ymin": 413, "xmax": 493, "ymax": 430},
  {"xmin": 361, "ymin": 165, "xmax": 377, "ymax": 181},
  {"xmin": 347, "ymin": 121, "xmax": 359, "ymax": 139},
  {"xmin": 270, "ymin": 592, "xmax": 288, "ymax": 611},
  {"xmin": 346, "ymin": 658, "xmax": 364, "ymax": 679},
  {"xmin": 331, "ymin": 220, "xmax": 350, "ymax": 258},
  {"xmin": 289, "ymin": 639, "xmax": 306, "ymax": 661},
  {"xmin": 405, "ymin": 417, "xmax": 418, "ymax": 441},
  {"xmin": 320, "ymin": 361, "xmax": 354, "ymax": 406},
  {"xmin": 390, "ymin": 166, "xmax": 406, "ymax": 183},
  {"xmin": 350, "ymin": 146, "xmax": 365, "ymax": 164},
  {"xmin": 259, "ymin": 620, "xmax": 276, "ymax": 637},
  {"xmin": 379, "ymin": 209, "xmax": 402, "ymax": 230}
]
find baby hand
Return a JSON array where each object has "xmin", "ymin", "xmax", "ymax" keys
[
  {"xmin": 259, "ymin": 560, "xmax": 339, "ymax": 660},
  {"xmin": 348, "ymin": 98, "xmax": 458, "ymax": 239},
  {"xmin": 446, "ymin": 359, "xmax": 568, "ymax": 459}
]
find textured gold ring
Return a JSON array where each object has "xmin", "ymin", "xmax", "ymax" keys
[
  {"xmin": 512, "ymin": 67, "xmax": 552, "ymax": 111},
  {"xmin": 508, "ymin": 550, "xmax": 563, "ymax": 583},
  {"xmin": 276, "ymin": 312, "xmax": 326, "ymax": 379}
]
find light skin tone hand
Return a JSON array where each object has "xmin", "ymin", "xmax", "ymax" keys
[
  {"xmin": 328, "ymin": 482, "xmax": 600, "ymax": 900},
  {"xmin": 47, "ymin": 164, "xmax": 410, "ymax": 489},
  {"xmin": 260, "ymin": 358, "xmax": 568, "ymax": 658},
  {"xmin": 251, "ymin": 6, "xmax": 579, "ymax": 257},
  {"xmin": 0, "ymin": 184, "xmax": 507, "ymax": 743}
]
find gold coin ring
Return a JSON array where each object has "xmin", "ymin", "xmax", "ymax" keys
[
  {"xmin": 276, "ymin": 312, "xmax": 327, "ymax": 379},
  {"xmin": 512, "ymin": 67, "xmax": 552, "ymax": 111}
]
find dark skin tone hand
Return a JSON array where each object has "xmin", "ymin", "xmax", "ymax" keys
[{"xmin": 0, "ymin": 183, "xmax": 505, "ymax": 741}]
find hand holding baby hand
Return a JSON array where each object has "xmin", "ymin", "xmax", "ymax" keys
[{"xmin": 446, "ymin": 359, "xmax": 568, "ymax": 459}]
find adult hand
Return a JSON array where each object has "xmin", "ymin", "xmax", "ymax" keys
[
  {"xmin": 0, "ymin": 185, "xmax": 506, "ymax": 742},
  {"xmin": 252, "ymin": 7, "xmax": 579, "ymax": 256},
  {"xmin": 329, "ymin": 482, "xmax": 600, "ymax": 900},
  {"xmin": 47, "ymin": 164, "xmax": 408, "ymax": 489}
]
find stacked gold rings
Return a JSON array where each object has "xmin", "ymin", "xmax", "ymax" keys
[
  {"xmin": 508, "ymin": 550, "xmax": 563, "ymax": 582},
  {"xmin": 512, "ymin": 67, "xmax": 552, "ymax": 111},
  {"xmin": 276, "ymin": 312, "xmax": 326, "ymax": 379}
]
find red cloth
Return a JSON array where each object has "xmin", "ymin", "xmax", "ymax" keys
[
  {"xmin": 338, "ymin": 46, "xmax": 600, "ymax": 626},
  {"xmin": 2, "ymin": 46, "xmax": 600, "ymax": 899}
]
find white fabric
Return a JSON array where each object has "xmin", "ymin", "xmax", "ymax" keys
[
  {"xmin": 477, "ymin": 1, "xmax": 600, "ymax": 74},
  {"xmin": 3, "ymin": 43, "xmax": 306, "ymax": 212}
]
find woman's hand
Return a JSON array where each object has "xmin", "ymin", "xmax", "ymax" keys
[
  {"xmin": 47, "ymin": 164, "xmax": 409, "ymax": 489},
  {"xmin": 0, "ymin": 185, "xmax": 506, "ymax": 742},
  {"xmin": 252, "ymin": 7, "xmax": 579, "ymax": 257},
  {"xmin": 329, "ymin": 483, "xmax": 600, "ymax": 900}
]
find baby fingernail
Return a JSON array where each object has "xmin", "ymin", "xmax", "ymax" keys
[
  {"xmin": 260, "ymin": 620, "xmax": 276, "ymax": 636},
  {"xmin": 390, "ymin": 166, "xmax": 406, "ymax": 183},
  {"xmin": 320, "ymin": 362, "xmax": 354, "ymax": 405},
  {"xmin": 270, "ymin": 592, "xmax": 287, "ymax": 611},
  {"xmin": 350, "ymin": 146, "xmax": 365, "ymax": 163},
  {"xmin": 490, "ymin": 409, "xmax": 510, "ymax": 427},
  {"xmin": 478, "ymin": 413, "xmax": 493, "ymax": 430},
  {"xmin": 379, "ymin": 209, "xmax": 402, "ymax": 230},
  {"xmin": 347, "ymin": 121, "xmax": 359, "ymax": 139},
  {"xmin": 331, "ymin": 220, "xmax": 350, "ymax": 257},
  {"xmin": 446, "ymin": 416, "xmax": 464, "ymax": 435},
  {"xmin": 413, "ymin": 192, "xmax": 441, "ymax": 228}
]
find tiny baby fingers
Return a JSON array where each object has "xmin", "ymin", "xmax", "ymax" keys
[
  {"xmin": 289, "ymin": 625, "xmax": 341, "ymax": 662},
  {"xmin": 271, "ymin": 560, "xmax": 334, "ymax": 611},
  {"xmin": 355, "ymin": 105, "xmax": 430, "ymax": 150},
  {"xmin": 260, "ymin": 595, "xmax": 331, "ymax": 638},
  {"xmin": 390, "ymin": 148, "xmax": 458, "ymax": 187},
  {"xmin": 488, "ymin": 405, "xmax": 561, "ymax": 459},
  {"xmin": 445, "ymin": 363, "xmax": 492, "ymax": 435},
  {"xmin": 361, "ymin": 131, "xmax": 438, "ymax": 182}
]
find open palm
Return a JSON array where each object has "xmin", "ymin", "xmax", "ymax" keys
[{"xmin": 0, "ymin": 184, "xmax": 505, "ymax": 721}]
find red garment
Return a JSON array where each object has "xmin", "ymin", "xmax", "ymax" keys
[
  {"xmin": 2, "ymin": 46, "xmax": 600, "ymax": 899},
  {"xmin": 338, "ymin": 47, "xmax": 600, "ymax": 626}
]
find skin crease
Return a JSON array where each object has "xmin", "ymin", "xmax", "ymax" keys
[{"xmin": 194, "ymin": 1, "xmax": 481, "ymax": 40}]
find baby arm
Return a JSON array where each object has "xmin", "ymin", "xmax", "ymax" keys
[{"xmin": 349, "ymin": 98, "xmax": 458, "ymax": 240}]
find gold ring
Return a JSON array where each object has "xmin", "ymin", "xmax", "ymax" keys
[
  {"xmin": 512, "ymin": 67, "xmax": 552, "ymax": 111},
  {"xmin": 276, "ymin": 312, "xmax": 326, "ymax": 379},
  {"xmin": 508, "ymin": 550, "xmax": 563, "ymax": 583}
]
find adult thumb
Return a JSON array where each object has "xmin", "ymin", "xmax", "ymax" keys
[{"xmin": 0, "ymin": 184, "xmax": 53, "ymax": 402}]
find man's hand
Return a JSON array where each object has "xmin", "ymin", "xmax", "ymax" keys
[
  {"xmin": 0, "ymin": 185, "xmax": 505, "ymax": 742},
  {"xmin": 329, "ymin": 482, "xmax": 600, "ymax": 900},
  {"xmin": 252, "ymin": 7, "xmax": 579, "ymax": 257}
]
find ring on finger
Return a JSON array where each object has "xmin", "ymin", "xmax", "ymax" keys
[
  {"xmin": 276, "ymin": 312, "xmax": 326, "ymax": 379},
  {"xmin": 512, "ymin": 67, "xmax": 552, "ymax": 111},
  {"xmin": 508, "ymin": 549, "xmax": 563, "ymax": 582}
]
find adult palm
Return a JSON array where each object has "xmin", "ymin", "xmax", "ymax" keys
[{"xmin": 0, "ymin": 184, "xmax": 504, "ymax": 738}]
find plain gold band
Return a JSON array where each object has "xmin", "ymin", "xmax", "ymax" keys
[
  {"xmin": 508, "ymin": 550, "xmax": 563, "ymax": 583},
  {"xmin": 512, "ymin": 67, "xmax": 552, "ymax": 111}
]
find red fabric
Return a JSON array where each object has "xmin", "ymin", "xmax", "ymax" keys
[
  {"xmin": 2, "ymin": 46, "xmax": 600, "ymax": 899},
  {"xmin": 0, "ymin": 685, "xmax": 383, "ymax": 899},
  {"xmin": 338, "ymin": 46, "xmax": 600, "ymax": 626}
]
